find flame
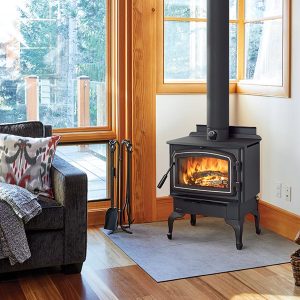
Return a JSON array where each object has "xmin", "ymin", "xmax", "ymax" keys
[{"xmin": 179, "ymin": 156, "xmax": 229, "ymax": 189}]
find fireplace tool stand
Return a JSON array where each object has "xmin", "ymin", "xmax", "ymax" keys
[{"xmin": 105, "ymin": 139, "xmax": 133, "ymax": 234}]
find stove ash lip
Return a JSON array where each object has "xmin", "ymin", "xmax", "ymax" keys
[{"xmin": 206, "ymin": 0, "xmax": 230, "ymax": 142}]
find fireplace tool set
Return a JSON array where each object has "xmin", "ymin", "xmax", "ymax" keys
[{"xmin": 104, "ymin": 139, "xmax": 133, "ymax": 234}]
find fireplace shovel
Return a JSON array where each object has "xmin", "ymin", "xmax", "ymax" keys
[{"xmin": 104, "ymin": 140, "xmax": 119, "ymax": 232}]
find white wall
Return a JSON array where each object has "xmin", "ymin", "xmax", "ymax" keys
[{"xmin": 156, "ymin": 0, "xmax": 300, "ymax": 215}]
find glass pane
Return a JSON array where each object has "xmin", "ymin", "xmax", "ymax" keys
[
  {"xmin": 245, "ymin": 0, "xmax": 283, "ymax": 20},
  {"xmin": 164, "ymin": 0, "xmax": 237, "ymax": 20},
  {"xmin": 57, "ymin": 143, "xmax": 109, "ymax": 201},
  {"xmin": 164, "ymin": 21, "xmax": 237, "ymax": 81},
  {"xmin": 178, "ymin": 156, "xmax": 229, "ymax": 189},
  {"xmin": 0, "ymin": 0, "xmax": 107, "ymax": 129},
  {"xmin": 164, "ymin": 21, "xmax": 207, "ymax": 81},
  {"xmin": 245, "ymin": 20, "xmax": 283, "ymax": 85},
  {"xmin": 230, "ymin": 0, "xmax": 238, "ymax": 20},
  {"xmin": 164, "ymin": 0, "xmax": 207, "ymax": 18},
  {"xmin": 230, "ymin": 24, "xmax": 237, "ymax": 80}
]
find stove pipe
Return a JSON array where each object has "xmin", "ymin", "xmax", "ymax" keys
[{"xmin": 207, "ymin": 0, "xmax": 229, "ymax": 141}]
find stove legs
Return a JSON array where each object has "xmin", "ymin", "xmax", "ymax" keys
[
  {"xmin": 167, "ymin": 211, "xmax": 185, "ymax": 240},
  {"xmin": 225, "ymin": 218, "xmax": 244, "ymax": 250},
  {"xmin": 253, "ymin": 199, "xmax": 261, "ymax": 235},
  {"xmin": 190, "ymin": 214, "xmax": 197, "ymax": 226}
]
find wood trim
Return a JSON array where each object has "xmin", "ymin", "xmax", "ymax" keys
[
  {"xmin": 164, "ymin": 17, "xmax": 238, "ymax": 24},
  {"xmin": 236, "ymin": 82, "xmax": 289, "ymax": 98},
  {"xmin": 156, "ymin": 196, "xmax": 300, "ymax": 240},
  {"xmin": 155, "ymin": 196, "xmax": 173, "ymax": 221},
  {"xmin": 87, "ymin": 201, "xmax": 110, "ymax": 226},
  {"xmin": 246, "ymin": 200, "xmax": 300, "ymax": 241},
  {"xmin": 56, "ymin": 130, "xmax": 116, "ymax": 143},
  {"xmin": 156, "ymin": 0, "xmax": 291, "ymax": 98},
  {"xmin": 130, "ymin": 0, "xmax": 157, "ymax": 223},
  {"xmin": 156, "ymin": 0, "xmax": 238, "ymax": 95},
  {"xmin": 237, "ymin": 0, "xmax": 291, "ymax": 98},
  {"xmin": 89, "ymin": 195, "xmax": 300, "ymax": 242},
  {"xmin": 52, "ymin": 0, "xmax": 116, "ymax": 141},
  {"xmin": 157, "ymin": 82, "xmax": 237, "ymax": 95}
]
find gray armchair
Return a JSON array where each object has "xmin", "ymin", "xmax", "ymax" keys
[{"xmin": 0, "ymin": 121, "xmax": 87, "ymax": 274}]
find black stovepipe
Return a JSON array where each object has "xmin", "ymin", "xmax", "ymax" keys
[{"xmin": 207, "ymin": 0, "xmax": 229, "ymax": 141}]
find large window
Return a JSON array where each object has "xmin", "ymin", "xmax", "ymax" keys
[
  {"xmin": 157, "ymin": 0, "xmax": 290, "ymax": 97},
  {"xmin": 0, "ymin": 0, "xmax": 117, "ymax": 201},
  {"xmin": 0, "ymin": 0, "xmax": 115, "ymax": 134}
]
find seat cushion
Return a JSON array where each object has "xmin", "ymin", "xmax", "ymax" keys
[{"xmin": 25, "ymin": 196, "xmax": 64, "ymax": 231}]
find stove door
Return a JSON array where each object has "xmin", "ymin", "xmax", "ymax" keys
[{"xmin": 172, "ymin": 149, "xmax": 236, "ymax": 196}]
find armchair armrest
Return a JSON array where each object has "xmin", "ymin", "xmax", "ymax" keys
[{"xmin": 51, "ymin": 155, "xmax": 88, "ymax": 265}]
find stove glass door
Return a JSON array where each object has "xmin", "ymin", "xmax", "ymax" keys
[{"xmin": 174, "ymin": 151, "xmax": 232, "ymax": 193}]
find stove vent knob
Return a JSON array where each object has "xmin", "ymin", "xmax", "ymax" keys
[{"xmin": 208, "ymin": 130, "xmax": 217, "ymax": 140}]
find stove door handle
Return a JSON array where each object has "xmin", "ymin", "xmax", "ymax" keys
[{"xmin": 157, "ymin": 163, "xmax": 175, "ymax": 189}]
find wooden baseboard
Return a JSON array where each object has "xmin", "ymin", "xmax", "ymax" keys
[
  {"xmin": 88, "ymin": 196, "xmax": 300, "ymax": 241},
  {"xmin": 88, "ymin": 201, "xmax": 110, "ymax": 226},
  {"xmin": 246, "ymin": 201, "xmax": 300, "ymax": 241},
  {"xmin": 156, "ymin": 196, "xmax": 300, "ymax": 241}
]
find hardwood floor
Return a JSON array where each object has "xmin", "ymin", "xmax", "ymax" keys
[{"xmin": 0, "ymin": 227, "xmax": 299, "ymax": 300}]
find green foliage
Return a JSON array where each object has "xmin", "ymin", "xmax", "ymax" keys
[{"xmin": 0, "ymin": 0, "xmax": 107, "ymax": 127}]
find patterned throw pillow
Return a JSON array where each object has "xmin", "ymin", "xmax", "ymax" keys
[{"xmin": 0, "ymin": 134, "xmax": 60, "ymax": 197}]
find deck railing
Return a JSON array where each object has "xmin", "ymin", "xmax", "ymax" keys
[{"xmin": 22, "ymin": 76, "xmax": 106, "ymax": 128}]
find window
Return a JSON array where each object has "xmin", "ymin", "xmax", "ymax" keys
[
  {"xmin": 57, "ymin": 143, "xmax": 109, "ymax": 201},
  {"xmin": 157, "ymin": 0, "xmax": 290, "ymax": 97},
  {"xmin": 0, "ymin": 0, "xmax": 118, "ymax": 201},
  {"xmin": 0, "ymin": 0, "xmax": 116, "ymax": 137}
]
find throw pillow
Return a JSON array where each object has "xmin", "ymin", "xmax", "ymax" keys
[{"xmin": 0, "ymin": 134, "xmax": 60, "ymax": 197}]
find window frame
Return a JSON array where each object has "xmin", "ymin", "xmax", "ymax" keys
[
  {"xmin": 52, "ymin": 0, "xmax": 118, "ymax": 143},
  {"xmin": 156, "ymin": 0, "xmax": 291, "ymax": 97}
]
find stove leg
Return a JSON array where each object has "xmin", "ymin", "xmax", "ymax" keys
[
  {"xmin": 225, "ymin": 218, "xmax": 244, "ymax": 250},
  {"xmin": 167, "ymin": 211, "xmax": 185, "ymax": 240},
  {"xmin": 190, "ymin": 214, "xmax": 196, "ymax": 226},
  {"xmin": 253, "ymin": 199, "xmax": 261, "ymax": 235}
]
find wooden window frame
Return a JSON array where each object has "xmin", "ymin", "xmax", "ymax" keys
[
  {"xmin": 53, "ymin": 0, "xmax": 118, "ymax": 143},
  {"xmin": 156, "ymin": 0, "xmax": 291, "ymax": 98}
]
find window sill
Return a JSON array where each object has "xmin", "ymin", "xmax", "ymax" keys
[{"xmin": 156, "ymin": 82, "xmax": 237, "ymax": 95}]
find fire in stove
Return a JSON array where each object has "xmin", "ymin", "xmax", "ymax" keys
[{"xmin": 179, "ymin": 156, "xmax": 229, "ymax": 189}]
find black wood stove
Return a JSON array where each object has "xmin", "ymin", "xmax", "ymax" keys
[{"xmin": 158, "ymin": 0, "xmax": 261, "ymax": 250}]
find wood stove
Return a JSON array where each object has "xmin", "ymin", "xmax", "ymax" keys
[{"xmin": 158, "ymin": 0, "xmax": 262, "ymax": 250}]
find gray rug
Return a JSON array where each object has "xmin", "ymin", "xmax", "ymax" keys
[{"xmin": 103, "ymin": 218, "xmax": 298, "ymax": 282}]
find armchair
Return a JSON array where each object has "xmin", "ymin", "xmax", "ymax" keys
[{"xmin": 0, "ymin": 121, "xmax": 87, "ymax": 274}]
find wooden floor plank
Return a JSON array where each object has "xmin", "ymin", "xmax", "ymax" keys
[
  {"xmin": 0, "ymin": 227, "xmax": 299, "ymax": 299},
  {"xmin": 160, "ymin": 277, "xmax": 225, "ymax": 300},
  {"xmin": 97, "ymin": 265, "xmax": 170, "ymax": 300},
  {"xmin": 19, "ymin": 274, "xmax": 63, "ymax": 300},
  {"xmin": 0, "ymin": 280, "xmax": 26, "ymax": 300},
  {"xmin": 200, "ymin": 272, "xmax": 266, "ymax": 300},
  {"xmin": 231, "ymin": 265, "xmax": 300, "ymax": 299},
  {"xmin": 87, "ymin": 228, "xmax": 135, "ymax": 270}
]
